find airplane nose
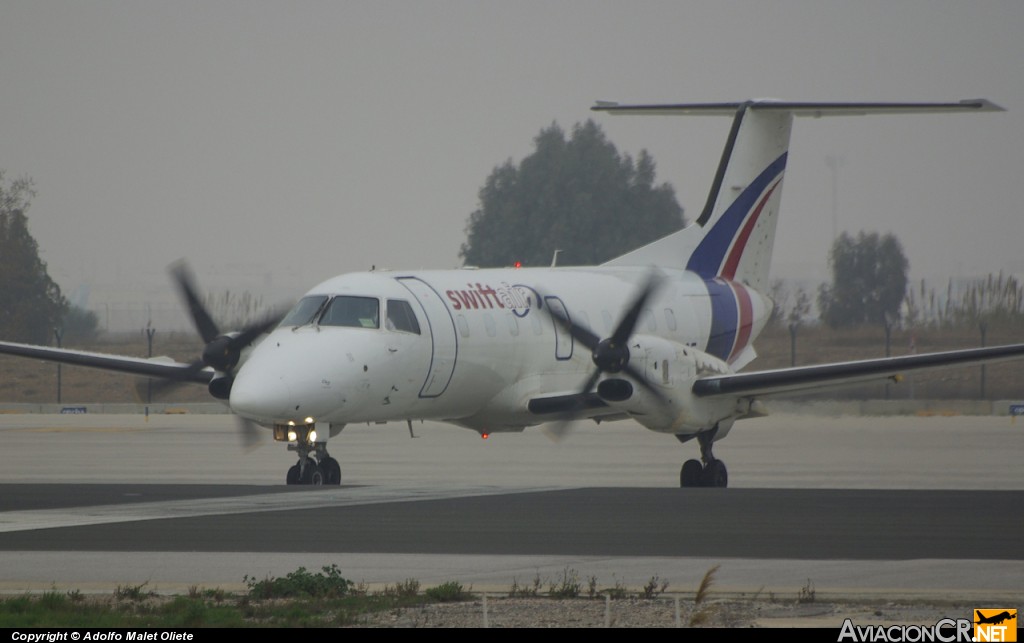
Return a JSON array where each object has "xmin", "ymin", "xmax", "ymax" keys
[{"xmin": 230, "ymin": 365, "xmax": 294, "ymax": 421}]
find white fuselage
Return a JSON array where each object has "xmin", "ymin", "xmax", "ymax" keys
[{"xmin": 228, "ymin": 265, "xmax": 769, "ymax": 437}]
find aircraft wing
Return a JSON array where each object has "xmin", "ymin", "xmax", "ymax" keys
[
  {"xmin": 692, "ymin": 343, "xmax": 1024, "ymax": 398},
  {"xmin": 0, "ymin": 340, "xmax": 214, "ymax": 384}
]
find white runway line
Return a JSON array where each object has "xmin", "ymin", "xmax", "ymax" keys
[{"xmin": 0, "ymin": 484, "xmax": 564, "ymax": 533}]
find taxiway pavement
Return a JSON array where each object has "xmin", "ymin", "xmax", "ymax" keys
[{"xmin": 0, "ymin": 412, "xmax": 1020, "ymax": 597}]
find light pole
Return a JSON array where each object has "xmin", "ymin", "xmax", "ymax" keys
[
  {"xmin": 145, "ymin": 325, "xmax": 157, "ymax": 404},
  {"xmin": 825, "ymin": 155, "xmax": 845, "ymax": 242},
  {"xmin": 883, "ymin": 313, "xmax": 895, "ymax": 400}
]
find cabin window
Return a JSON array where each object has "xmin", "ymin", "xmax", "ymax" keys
[
  {"xmin": 664, "ymin": 308, "xmax": 677, "ymax": 332},
  {"xmin": 456, "ymin": 314, "xmax": 470, "ymax": 337},
  {"xmin": 386, "ymin": 299, "xmax": 420, "ymax": 334},
  {"xmin": 506, "ymin": 315, "xmax": 519, "ymax": 336},
  {"xmin": 644, "ymin": 308, "xmax": 656, "ymax": 331},
  {"xmin": 319, "ymin": 296, "xmax": 380, "ymax": 329},
  {"xmin": 484, "ymin": 313, "xmax": 497, "ymax": 337},
  {"xmin": 280, "ymin": 295, "xmax": 328, "ymax": 327}
]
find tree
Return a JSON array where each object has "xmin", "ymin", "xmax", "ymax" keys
[
  {"xmin": 459, "ymin": 120, "xmax": 684, "ymax": 267},
  {"xmin": 818, "ymin": 231, "xmax": 908, "ymax": 328},
  {"xmin": 0, "ymin": 172, "xmax": 67, "ymax": 344},
  {"xmin": 62, "ymin": 305, "xmax": 100, "ymax": 343},
  {"xmin": 766, "ymin": 279, "xmax": 811, "ymax": 329}
]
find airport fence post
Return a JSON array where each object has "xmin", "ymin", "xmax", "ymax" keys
[
  {"xmin": 788, "ymin": 322, "xmax": 798, "ymax": 367},
  {"xmin": 145, "ymin": 326, "xmax": 157, "ymax": 405},
  {"xmin": 53, "ymin": 327, "xmax": 63, "ymax": 404},
  {"xmin": 980, "ymin": 320, "xmax": 988, "ymax": 398}
]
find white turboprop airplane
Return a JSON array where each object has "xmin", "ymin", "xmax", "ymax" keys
[{"xmin": 2, "ymin": 99, "xmax": 1022, "ymax": 488}]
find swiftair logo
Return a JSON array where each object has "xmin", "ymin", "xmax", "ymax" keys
[{"xmin": 974, "ymin": 609, "xmax": 1016, "ymax": 642}]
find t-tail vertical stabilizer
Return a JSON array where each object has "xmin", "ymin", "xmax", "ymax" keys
[{"xmin": 597, "ymin": 99, "xmax": 1003, "ymax": 295}]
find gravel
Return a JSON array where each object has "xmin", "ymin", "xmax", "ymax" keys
[{"xmin": 356, "ymin": 595, "xmax": 983, "ymax": 628}]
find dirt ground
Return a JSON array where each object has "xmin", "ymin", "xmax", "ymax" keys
[{"xmin": 354, "ymin": 595, "xmax": 996, "ymax": 628}]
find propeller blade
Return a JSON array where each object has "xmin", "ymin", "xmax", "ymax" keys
[
  {"xmin": 171, "ymin": 262, "xmax": 285, "ymax": 374},
  {"xmin": 229, "ymin": 310, "xmax": 286, "ymax": 351},
  {"xmin": 236, "ymin": 415, "xmax": 265, "ymax": 451},
  {"xmin": 544, "ymin": 299, "xmax": 601, "ymax": 350},
  {"xmin": 610, "ymin": 271, "xmax": 666, "ymax": 346},
  {"xmin": 529, "ymin": 268, "xmax": 671, "ymax": 438},
  {"xmin": 134, "ymin": 362, "xmax": 205, "ymax": 401},
  {"xmin": 579, "ymin": 367, "xmax": 602, "ymax": 396},
  {"xmin": 170, "ymin": 261, "xmax": 220, "ymax": 344},
  {"xmin": 541, "ymin": 419, "xmax": 576, "ymax": 443},
  {"xmin": 202, "ymin": 310, "xmax": 284, "ymax": 373}
]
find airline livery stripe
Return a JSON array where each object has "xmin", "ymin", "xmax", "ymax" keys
[
  {"xmin": 705, "ymin": 279, "xmax": 737, "ymax": 361},
  {"xmin": 686, "ymin": 152, "xmax": 787, "ymax": 278},
  {"xmin": 720, "ymin": 181, "xmax": 780, "ymax": 280},
  {"xmin": 730, "ymin": 282, "xmax": 754, "ymax": 362},
  {"xmin": 705, "ymin": 279, "xmax": 754, "ymax": 364}
]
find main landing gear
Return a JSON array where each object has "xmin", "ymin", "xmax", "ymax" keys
[{"xmin": 678, "ymin": 428, "xmax": 728, "ymax": 488}]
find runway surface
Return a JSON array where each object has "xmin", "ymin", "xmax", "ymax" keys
[{"xmin": 0, "ymin": 412, "xmax": 1021, "ymax": 597}]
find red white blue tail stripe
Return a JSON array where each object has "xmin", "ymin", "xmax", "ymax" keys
[
  {"xmin": 691, "ymin": 153, "xmax": 785, "ymax": 363},
  {"xmin": 705, "ymin": 278, "xmax": 755, "ymax": 363},
  {"xmin": 686, "ymin": 152, "xmax": 787, "ymax": 279}
]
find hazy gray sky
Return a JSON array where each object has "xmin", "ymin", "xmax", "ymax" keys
[{"xmin": 2, "ymin": 1, "xmax": 1022, "ymax": 330}]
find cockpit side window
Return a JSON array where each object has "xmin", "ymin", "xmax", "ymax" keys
[
  {"xmin": 386, "ymin": 299, "xmax": 421, "ymax": 334},
  {"xmin": 319, "ymin": 296, "xmax": 380, "ymax": 329},
  {"xmin": 279, "ymin": 295, "xmax": 328, "ymax": 327}
]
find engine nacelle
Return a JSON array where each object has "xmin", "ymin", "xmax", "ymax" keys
[
  {"xmin": 208, "ymin": 374, "xmax": 233, "ymax": 400},
  {"xmin": 595, "ymin": 335, "xmax": 747, "ymax": 435}
]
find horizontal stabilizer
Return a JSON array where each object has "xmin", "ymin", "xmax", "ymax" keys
[{"xmin": 593, "ymin": 99, "xmax": 1004, "ymax": 116}]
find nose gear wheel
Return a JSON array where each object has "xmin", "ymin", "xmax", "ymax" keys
[{"xmin": 285, "ymin": 440, "xmax": 342, "ymax": 486}]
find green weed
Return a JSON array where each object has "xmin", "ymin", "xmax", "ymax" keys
[{"xmin": 424, "ymin": 581, "xmax": 471, "ymax": 603}]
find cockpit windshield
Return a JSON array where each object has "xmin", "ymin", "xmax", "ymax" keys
[
  {"xmin": 278, "ymin": 294, "xmax": 382, "ymax": 329},
  {"xmin": 319, "ymin": 296, "xmax": 380, "ymax": 329},
  {"xmin": 279, "ymin": 295, "xmax": 328, "ymax": 327}
]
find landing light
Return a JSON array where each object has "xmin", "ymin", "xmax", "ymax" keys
[
  {"xmin": 304, "ymin": 416, "xmax": 315, "ymax": 424},
  {"xmin": 287, "ymin": 420, "xmax": 296, "ymax": 426},
  {"xmin": 309, "ymin": 430, "xmax": 318, "ymax": 442},
  {"xmin": 287, "ymin": 430, "xmax": 298, "ymax": 442}
]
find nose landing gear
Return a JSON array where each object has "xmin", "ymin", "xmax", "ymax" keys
[
  {"xmin": 285, "ymin": 448, "xmax": 341, "ymax": 486},
  {"xmin": 277, "ymin": 423, "xmax": 342, "ymax": 486}
]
